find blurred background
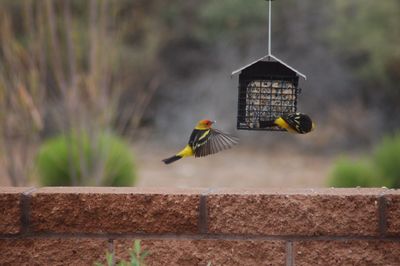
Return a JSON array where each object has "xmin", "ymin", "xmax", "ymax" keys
[{"xmin": 0, "ymin": 0, "xmax": 399, "ymax": 188}]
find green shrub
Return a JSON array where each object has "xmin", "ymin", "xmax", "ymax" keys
[
  {"xmin": 328, "ymin": 158, "xmax": 383, "ymax": 188},
  {"xmin": 329, "ymin": 133, "xmax": 400, "ymax": 188},
  {"xmin": 373, "ymin": 134, "xmax": 400, "ymax": 188},
  {"xmin": 36, "ymin": 131, "xmax": 136, "ymax": 186}
]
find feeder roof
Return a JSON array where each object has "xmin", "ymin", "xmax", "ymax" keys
[{"xmin": 231, "ymin": 54, "xmax": 307, "ymax": 80}]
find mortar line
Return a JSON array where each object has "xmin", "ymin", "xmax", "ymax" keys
[
  {"xmin": 378, "ymin": 192, "xmax": 388, "ymax": 237},
  {"xmin": 198, "ymin": 188, "xmax": 216, "ymax": 234},
  {"xmin": 198, "ymin": 195, "xmax": 208, "ymax": 234},
  {"xmin": 2, "ymin": 232, "xmax": 400, "ymax": 242},
  {"xmin": 108, "ymin": 239, "xmax": 115, "ymax": 266},
  {"xmin": 286, "ymin": 241, "xmax": 293, "ymax": 266},
  {"xmin": 20, "ymin": 187, "xmax": 37, "ymax": 234}
]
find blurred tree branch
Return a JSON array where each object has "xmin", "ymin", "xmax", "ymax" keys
[
  {"xmin": 0, "ymin": 2, "xmax": 45, "ymax": 185},
  {"xmin": 0, "ymin": 0, "xmax": 165, "ymax": 185}
]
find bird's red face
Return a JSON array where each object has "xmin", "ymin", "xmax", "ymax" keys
[{"xmin": 197, "ymin": 119, "xmax": 215, "ymax": 129}]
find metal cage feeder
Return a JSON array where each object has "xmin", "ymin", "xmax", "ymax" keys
[{"xmin": 231, "ymin": 0, "xmax": 307, "ymax": 131}]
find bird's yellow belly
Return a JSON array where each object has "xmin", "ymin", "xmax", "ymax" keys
[
  {"xmin": 274, "ymin": 117, "xmax": 295, "ymax": 132},
  {"xmin": 177, "ymin": 145, "xmax": 194, "ymax": 157}
]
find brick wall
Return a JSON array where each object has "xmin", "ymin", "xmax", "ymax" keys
[{"xmin": 1, "ymin": 187, "xmax": 399, "ymax": 265}]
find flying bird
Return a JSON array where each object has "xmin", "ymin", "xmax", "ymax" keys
[
  {"xmin": 274, "ymin": 113, "xmax": 315, "ymax": 134},
  {"xmin": 162, "ymin": 119, "xmax": 238, "ymax": 164}
]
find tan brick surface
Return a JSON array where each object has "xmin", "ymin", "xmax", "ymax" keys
[
  {"xmin": 294, "ymin": 240, "xmax": 400, "ymax": 266},
  {"xmin": 385, "ymin": 190, "xmax": 400, "ymax": 235},
  {"xmin": 207, "ymin": 188, "xmax": 383, "ymax": 236},
  {"xmin": 115, "ymin": 239, "xmax": 286, "ymax": 266},
  {"xmin": 0, "ymin": 187, "xmax": 32, "ymax": 234},
  {"xmin": 0, "ymin": 238, "xmax": 108, "ymax": 265},
  {"xmin": 30, "ymin": 187, "xmax": 202, "ymax": 233}
]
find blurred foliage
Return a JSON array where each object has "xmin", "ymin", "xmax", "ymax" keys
[
  {"xmin": 328, "ymin": 159, "xmax": 382, "ymax": 188},
  {"xmin": 36, "ymin": 131, "xmax": 136, "ymax": 186},
  {"xmin": 1, "ymin": 0, "xmax": 400, "ymax": 185},
  {"xmin": 330, "ymin": 0, "xmax": 400, "ymax": 108},
  {"xmin": 329, "ymin": 133, "xmax": 400, "ymax": 188},
  {"xmin": 0, "ymin": 1, "xmax": 46, "ymax": 185},
  {"xmin": 0, "ymin": 0, "xmax": 149, "ymax": 185},
  {"xmin": 373, "ymin": 134, "xmax": 400, "ymax": 188},
  {"xmin": 197, "ymin": 0, "xmax": 265, "ymax": 42},
  {"xmin": 0, "ymin": 0, "xmax": 270, "ymax": 186}
]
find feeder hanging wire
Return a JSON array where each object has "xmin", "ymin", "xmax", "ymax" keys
[
  {"xmin": 231, "ymin": 0, "xmax": 307, "ymax": 80},
  {"xmin": 268, "ymin": 0, "xmax": 272, "ymax": 56}
]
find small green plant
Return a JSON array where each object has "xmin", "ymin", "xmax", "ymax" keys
[
  {"xmin": 36, "ymin": 131, "xmax": 136, "ymax": 186},
  {"xmin": 95, "ymin": 240, "xmax": 149, "ymax": 266},
  {"xmin": 329, "ymin": 133, "xmax": 400, "ymax": 188}
]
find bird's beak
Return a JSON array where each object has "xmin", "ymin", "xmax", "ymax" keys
[{"xmin": 212, "ymin": 120, "xmax": 216, "ymax": 125}]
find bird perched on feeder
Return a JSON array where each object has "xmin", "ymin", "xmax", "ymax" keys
[
  {"xmin": 162, "ymin": 119, "xmax": 238, "ymax": 164},
  {"xmin": 274, "ymin": 113, "xmax": 315, "ymax": 134}
]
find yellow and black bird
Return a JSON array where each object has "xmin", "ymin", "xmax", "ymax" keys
[
  {"xmin": 274, "ymin": 112, "xmax": 315, "ymax": 134},
  {"xmin": 162, "ymin": 119, "xmax": 238, "ymax": 164}
]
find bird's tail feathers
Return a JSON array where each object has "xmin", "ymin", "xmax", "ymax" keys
[{"xmin": 162, "ymin": 155, "xmax": 182, "ymax": 164}]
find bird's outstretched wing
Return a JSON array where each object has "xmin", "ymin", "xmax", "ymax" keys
[{"xmin": 194, "ymin": 129, "xmax": 238, "ymax": 158}]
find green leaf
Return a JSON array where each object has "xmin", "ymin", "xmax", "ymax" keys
[
  {"xmin": 106, "ymin": 252, "xmax": 114, "ymax": 266},
  {"xmin": 117, "ymin": 261, "xmax": 127, "ymax": 266},
  {"xmin": 129, "ymin": 251, "xmax": 140, "ymax": 266},
  {"xmin": 134, "ymin": 240, "xmax": 141, "ymax": 254}
]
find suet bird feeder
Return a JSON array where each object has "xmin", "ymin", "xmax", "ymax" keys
[{"xmin": 232, "ymin": 0, "xmax": 307, "ymax": 131}]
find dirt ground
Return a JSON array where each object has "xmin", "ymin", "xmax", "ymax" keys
[
  {"xmin": 135, "ymin": 143, "xmax": 334, "ymax": 188},
  {"xmin": 0, "ymin": 142, "xmax": 337, "ymax": 188}
]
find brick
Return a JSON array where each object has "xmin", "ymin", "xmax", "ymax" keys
[
  {"xmin": 0, "ymin": 187, "xmax": 32, "ymax": 234},
  {"xmin": 207, "ymin": 188, "xmax": 384, "ymax": 236},
  {"xmin": 115, "ymin": 239, "xmax": 285, "ymax": 266},
  {"xmin": 385, "ymin": 190, "xmax": 400, "ymax": 235},
  {"xmin": 30, "ymin": 187, "xmax": 202, "ymax": 234},
  {"xmin": 0, "ymin": 238, "xmax": 108, "ymax": 265},
  {"xmin": 294, "ymin": 240, "xmax": 400, "ymax": 266}
]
